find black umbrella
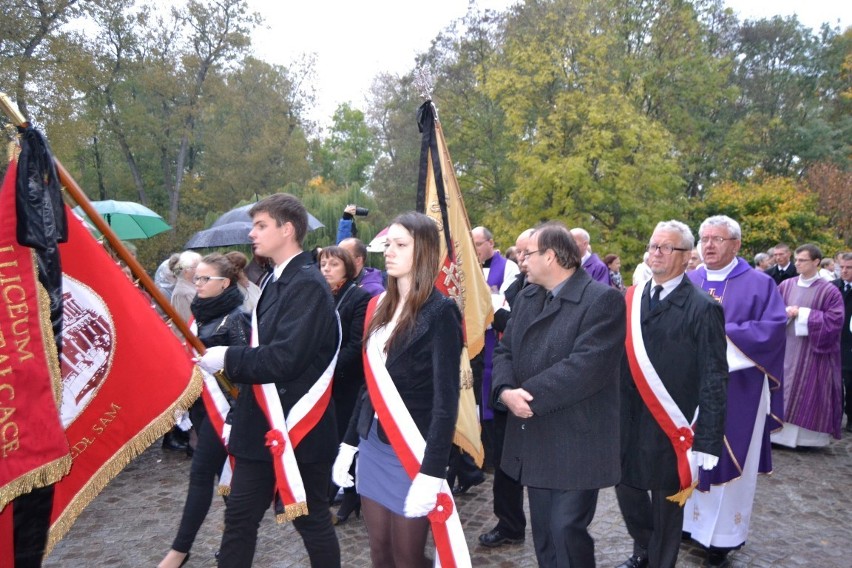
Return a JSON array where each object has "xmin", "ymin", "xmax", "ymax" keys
[
  {"xmin": 212, "ymin": 203, "xmax": 324, "ymax": 230},
  {"xmin": 184, "ymin": 221, "xmax": 253, "ymax": 249}
]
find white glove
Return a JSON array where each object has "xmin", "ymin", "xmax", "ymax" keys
[
  {"xmin": 331, "ymin": 443, "xmax": 359, "ymax": 488},
  {"xmin": 197, "ymin": 346, "xmax": 227, "ymax": 374},
  {"xmin": 403, "ymin": 473, "xmax": 445, "ymax": 518},
  {"xmin": 694, "ymin": 451, "xmax": 719, "ymax": 471}
]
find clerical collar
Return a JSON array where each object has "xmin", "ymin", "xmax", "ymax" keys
[
  {"xmin": 483, "ymin": 256, "xmax": 493, "ymax": 268},
  {"xmin": 796, "ymin": 274, "xmax": 820, "ymax": 288},
  {"xmin": 581, "ymin": 251, "xmax": 591, "ymax": 264},
  {"xmin": 650, "ymin": 273, "xmax": 684, "ymax": 301},
  {"xmin": 705, "ymin": 257, "xmax": 738, "ymax": 281}
]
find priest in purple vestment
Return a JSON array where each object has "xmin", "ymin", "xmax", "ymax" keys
[
  {"xmin": 570, "ymin": 227, "xmax": 611, "ymax": 285},
  {"xmin": 771, "ymin": 244, "xmax": 844, "ymax": 448},
  {"xmin": 683, "ymin": 215, "xmax": 787, "ymax": 566}
]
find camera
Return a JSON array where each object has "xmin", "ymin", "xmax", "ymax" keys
[{"xmin": 354, "ymin": 206, "xmax": 369, "ymax": 216}]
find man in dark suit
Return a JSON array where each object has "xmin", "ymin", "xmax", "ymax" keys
[
  {"xmin": 767, "ymin": 243, "xmax": 797, "ymax": 285},
  {"xmin": 491, "ymin": 222, "xmax": 626, "ymax": 567},
  {"xmin": 199, "ymin": 193, "xmax": 340, "ymax": 567},
  {"xmin": 833, "ymin": 252, "xmax": 852, "ymax": 432},
  {"xmin": 615, "ymin": 220, "xmax": 728, "ymax": 568}
]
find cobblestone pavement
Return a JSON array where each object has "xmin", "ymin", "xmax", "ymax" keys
[{"xmin": 45, "ymin": 426, "xmax": 851, "ymax": 567}]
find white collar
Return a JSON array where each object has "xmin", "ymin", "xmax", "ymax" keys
[
  {"xmin": 796, "ymin": 274, "xmax": 820, "ymax": 288},
  {"xmin": 581, "ymin": 251, "xmax": 591, "ymax": 264},
  {"xmin": 650, "ymin": 273, "xmax": 685, "ymax": 301},
  {"xmin": 272, "ymin": 252, "xmax": 300, "ymax": 281},
  {"xmin": 705, "ymin": 258, "xmax": 738, "ymax": 281}
]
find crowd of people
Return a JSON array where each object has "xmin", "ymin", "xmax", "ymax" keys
[{"xmin": 146, "ymin": 195, "xmax": 850, "ymax": 568}]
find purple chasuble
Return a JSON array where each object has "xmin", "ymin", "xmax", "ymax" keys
[
  {"xmin": 778, "ymin": 277, "xmax": 844, "ymax": 438},
  {"xmin": 583, "ymin": 253, "xmax": 611, "ymax": 285},
  {"xmin": 482, "ymin": 252, "xmax": 508, "ymax": 420},
  {"xmin": 688, "ymin": 258, "xmax": 787, "ymax": 487}
]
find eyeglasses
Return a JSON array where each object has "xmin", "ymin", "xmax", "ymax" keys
[
  {"xmin": 793, "ymin": 257, "xmax": 817, "ymax": 264},
  {"xmin": 192, "ymin": 275, "xmax": 227, "ymax": 285},
  {"xmin": 699, "ymin": 236, "xmax": 736, "ymax": 245},
  {"xmin": 523, "ymin": 249, "xmax": 544, "ymax": 257},
  {"xmin": 647, "ymin": 244, "xmax": 689, "ymax": 255}
]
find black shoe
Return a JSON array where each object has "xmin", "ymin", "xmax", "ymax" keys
[
  {"xmin": 162, "ymin": 432, "xmax": 188, "ymax": 452},
  {"xmin": 478, "ymin": 528, "xmax": 524, "ymax": 548},
  {"xmin": 845, "ymin": 421, "xmax": 852, "ymax": 433},
  {"xmin": 707, "ymin": 550, "xmax": 729, "ymax": 566},
  {"xmin": 615, "ymin": 553, "xmax": 648, "ymax": 568},
  {"xmin": 333, "ymin": 492, "xmax": 361, "ymax": 525},
  {"xmin": 452, "ymin": 475, "xmax": 485, "ymax": 495}
]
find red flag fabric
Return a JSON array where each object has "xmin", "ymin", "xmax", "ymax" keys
[
  {"xmin": 0, "ymin": 156, "xmax": 71, "ymax": 512},
  {"xmin": 45, "ymin": 206, "xmax": 201, "ymax": 552}
]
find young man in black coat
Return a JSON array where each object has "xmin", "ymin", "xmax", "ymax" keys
[
  {"xmin": 199, "ymin": 194, "xmax": 340, "ymax": 567},
  {"xmin": 615, "ymin": 220, "xmax": 728, "ymax": 568}
]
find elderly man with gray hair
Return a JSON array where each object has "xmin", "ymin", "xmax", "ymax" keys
[
  {"xmin": 170, "ymin": 250, "xmax": 202, "ymax": 324},
  {"xmin": 615, "ymin": 220, "xmax": 727, "ymax": 568},
  {"xmin": 570, "ymin": 227, "xmax": 612, "ymax": 285},
  {"xmin": 682, "ymin": 215, "xmax": 787, "ymax": 565}
]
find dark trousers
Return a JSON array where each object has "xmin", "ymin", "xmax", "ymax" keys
[
  {"xmin": 843, "ymin": 369, "xmax": 852, "ymax": 421},
  {"xmin": 528, "ymin": 486, "xmax": 598, "ymax": 568},
  {"xmin": 12, "ymin": 485, "xmax": 54, "ymax": 568},
  {"xmin": 615, "ymin": 483, "xmax": 683, "ymax": 568},
  {"xmin": 446, "ymin": 446, "xmax": 483, "ymax": 488},
  {"xmin": 492, "ymin": 410, "xmax": 525, "ymax": 537},
  {"xmin": 217, "ymin": 458, "xmax": 340, "ymax": 568},
  {"xmin": 172, "ymin": 417, "xmax": 228, "ymax": 552}
]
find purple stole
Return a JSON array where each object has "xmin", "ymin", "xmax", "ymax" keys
[{"xmin": 482, "ymin": 253, "xmax": 508, "ymax": 420}]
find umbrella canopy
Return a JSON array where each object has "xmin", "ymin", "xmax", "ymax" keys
[
  {"xmin": 185, "ymin": 221, "xmax": 252, "ymax": 249},
  {"xmin": 73, "ymin": 200, "xmax": 171, "ymax": 240},
  {"xmin": 367, "ymin": 226, "xmax": 389, "ymax": 252},
  {"xmin": 212, "ymin": 203, "xmax": 324, "ymax": 231}
]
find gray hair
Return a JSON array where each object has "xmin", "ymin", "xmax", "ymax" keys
[
  {"xmin": 754, "ymin": 252, "xmax": 769, "ymax": 266},
  {"xmin": 570, "ymin": 227, "xmax": 590, "ymax": 243},
  {"xmin": 178, "ymin": 250, "xmax": 202, "ymax": 270},
  {"xmin": 472, "ymin": 226, "xmax": 493, "ymax": 241},
  {"xmin": 699, "ymin": 215, "xmax": 741, "ymax": 240},
  {"xmin": 653, "ymin": 220, "xmax": 694, "ymax": 250}
]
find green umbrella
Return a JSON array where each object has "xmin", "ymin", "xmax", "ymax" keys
[{"xmin": 73, "ymin": 200, "xmax": 171, "ymax": 240}]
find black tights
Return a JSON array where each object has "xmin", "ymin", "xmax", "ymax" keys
[{"xmin": 361, "ymin": 496, "xmax": 431, "ymax": 568}]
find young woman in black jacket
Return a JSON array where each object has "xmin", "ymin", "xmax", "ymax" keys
[{"xmin": 159, "ymin": 253, "xmax": 250, "ymax": 568}]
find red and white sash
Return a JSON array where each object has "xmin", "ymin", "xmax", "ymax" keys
[
  {"xmin": 624, "ymin": 286, "xmax": 698, "ymax": 505},
  {"xmin": 250, "ymin": 307, "xmax": 341, "ymax": 522},
  {"xmin": 188, "ymin": 319, "xmax": 236, "ymax": 494},
  {"xmin": 362, "ymin": 295, "xmax": 471, "ymax": 568}
]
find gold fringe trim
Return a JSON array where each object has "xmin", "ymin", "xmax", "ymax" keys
[
  {"xmin": 32, "ymin": 259, "xmax": 64, "ymax": 406},
  {"xmin": 275, "ymin": 501, "xmax": 309, "ymax": 524},
  {"xmin": 217, "ymin": 485, "xmax": 231, "ymax": 496},
  {"xmin": 45, "ymin": 365, "xmax": 203, "ymax": 557},
  {"xmin": 453, "ymin": 431, "xmax": 484, "ymax": 468},
  {"xmin": 666, "ymin": 480, "xmax": 699, "ymax": 507},
  {"xmin": 0, "ymin": 454, "xmax": 72, "ymax": 512}
]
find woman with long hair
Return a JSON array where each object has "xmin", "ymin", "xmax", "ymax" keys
[
  {"xmin": 332, "ymin": 212, "xmax": 464, "ymax": 566},
  {"xmin": 604, "ymin": 253, "xmax": 625, "ymax": 293},
  {"xmin": 159, "ymin": 253, "xmax": 250, "ymax": 568},
  {"xmin": 318, "ymin": 246, "xmax": 372, "ymax": 523}
]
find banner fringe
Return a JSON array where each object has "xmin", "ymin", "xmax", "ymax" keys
[
  {"xmin": 0, "ymin": 455, "xmax": 72, "ymax": 512},
  {"xmin": 44, "ymin": 365, "xmax": 203, "ymax": 556},
  {"xmin": 275, "ymin": 501, "xmax": 309, "ymax": 524},
  {"xmin": 217, "ymin": 485, "xmax": 231, "ymax": 496},
  {"xmin": 33, "ymin": 263, "xmax": 64, "ymax": 407}
]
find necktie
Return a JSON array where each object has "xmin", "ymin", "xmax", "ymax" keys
[{"xmin": 649, "ymin": 285, "xmax": 663, "ymax": 310}]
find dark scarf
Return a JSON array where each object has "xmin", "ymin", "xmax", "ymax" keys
[{"xmin": 190, "ymin": 284, "xmax": 243, "ymax": 324}]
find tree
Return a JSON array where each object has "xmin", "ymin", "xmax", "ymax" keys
[
  {"xmin": 807, "ymin": 162, "xmax": 852, "ymax": 246},
  {"xmin": 692, "ymin": 176, "xmax": 842, "ymax": 256},
  {"xmin": 314, "ymin": 103, "xmax": 376, "ymax": 189}
]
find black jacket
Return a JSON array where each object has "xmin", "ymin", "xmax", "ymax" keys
[
  {"xmin": 331, "ymin": 280, "xmax": 371, "ymax": 439},
  {"xmin": 224, "ymin": 251, "xmax": 339, "ymax": 463},
  {"xmin": 344, "ymin": 289, "xmax": 463, "ymax": 478},
  {"xmin": 832, "ymin": 278, "xmax": 852, "ymax": 370},
  {"xmin": 767, "ymin": 263, "xmax": 797, "ymax": 285},
  {"xmin": 620, "ymin": 278, "xmax": 728, "ymax": 490}
]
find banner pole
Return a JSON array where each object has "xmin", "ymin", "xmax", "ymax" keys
[{"xmin": 0, "ymin": 92, "xmax": 205, "ymax": 356}]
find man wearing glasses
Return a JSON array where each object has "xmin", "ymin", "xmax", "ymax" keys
[
  {"xmin": 491, "ymin": 222, "xmax": 625, "ymax": 567},
  {"xmin": 771, "ymin": 244, "xmax": 844, "ymax": 448},
  {"xmin": 683, "ymin": 215, "xmax": 787, "ymax": 566},
  {"xmin": 615, "ymin": 220, "xmax": 728, "ymax": 568}
]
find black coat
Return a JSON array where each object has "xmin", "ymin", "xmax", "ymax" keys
[
  {"xmin": 224, "ymin": 251, "xmax": 339, "ymax": 463},
  {"xmin": 331, "ymin": 280, "xmax": 371, "ymax": 439},
  {"xmin": 344, "ymin": 289, "xmax": 463, "ymax": 478},
  {"xmin": 620, "ymin": 278, "xmax": 728, "ymax": 490},
  {"xmin": 491, "ymin": 269, "xmax": 626, "ymax": 490},
  {"xmin": 832, "ymin": 278, "xmax": 852, "ymax": 371},
  {"xmin": 767, "ymin": 263, "xmax": 797, "ymax": 285}
]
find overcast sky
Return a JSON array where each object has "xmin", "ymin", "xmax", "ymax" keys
[{"xmin": 247, "ymin": 0, "xmax": 851, "ymax": 130}]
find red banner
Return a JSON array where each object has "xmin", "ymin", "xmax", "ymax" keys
[
  {"xmin": 0, "ymin": 157, "xmax": 71, "ymax": 512},
  {"xmin": 45, "ymin": 206, "xmax": 201, "ymax": 552}
]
